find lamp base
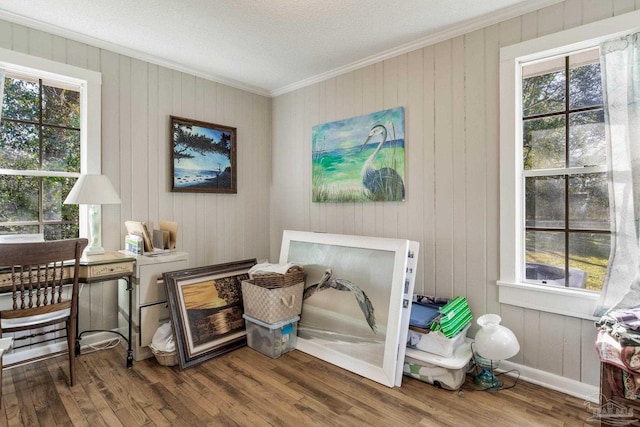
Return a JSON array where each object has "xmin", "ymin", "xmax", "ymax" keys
[
  {"xmin": 85, "ymin": 245, "xmax": 105, "ymax": 256},
  {"xmin": 474, "ymin": 367, "xmax": 503, "ymax": 389}
]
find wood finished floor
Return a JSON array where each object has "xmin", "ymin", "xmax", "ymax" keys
[{"xmin": 0, "ymin": 345, "xmax": 596, "ymax": 426}]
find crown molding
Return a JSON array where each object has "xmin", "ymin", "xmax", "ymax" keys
[
  {"xmin": 0, "ymin": 0, "xmax": 563, "ymax": 98},
  {"xmin": 0, "ymin": 10, "xmax": 271, "ymax": 97},
  {"xmin": 270, "ymin": 0, "xmax": 564, "ymax": 97}
]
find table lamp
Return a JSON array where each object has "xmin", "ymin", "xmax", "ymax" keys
[
  {"xmin": 473, "ymin": 313, "xmax": 520, "ymax": 390},
  {"xmin": 64, "ymin": 174, "xmax": 121, "ymax": 255}
]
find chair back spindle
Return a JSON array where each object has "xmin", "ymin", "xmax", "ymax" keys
[{"xmin": 0, "ymin": 238, "xmax": 88, "ymax": 405}]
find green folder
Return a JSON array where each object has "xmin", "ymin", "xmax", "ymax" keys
[{"xmin": 430, "ymin": 296, "xmax": 472, "ymax": 338}]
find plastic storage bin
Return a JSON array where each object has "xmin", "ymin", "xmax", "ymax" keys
[
  {"xmin": 243, "ymin": 314, "xmax": 299, "ymax": 358},
  {"xmin": 407, "ymin": 323, "xmax": 471, "ymax": 358},
  {"xmin": 404, "ymin": 338, "xmax": 473, "ymax": 390}
]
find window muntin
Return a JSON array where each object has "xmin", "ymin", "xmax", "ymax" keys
[
  {"xmin": 0, "ymin": 71, "xmax": 81, "ymax": 240},
  {"xmin": 521, "ymin": 49, "xmax": 610, "ymax": 293}
]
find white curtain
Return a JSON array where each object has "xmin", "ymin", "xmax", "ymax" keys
[{"xmin": 595, "ymin": 32, "xmax": 640, "ymax": 316}]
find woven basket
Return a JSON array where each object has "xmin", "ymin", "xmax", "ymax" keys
[
  {"xmin": 149, "ymin": 344, "xmax": 178, "ymax": 367},
  {"xmin": 251, "ymin": 265, "xmax": 305, "ymax": 289},
  {"xmin": 242, "ymin": 280, "xmax": 304, "ymax": 324}
]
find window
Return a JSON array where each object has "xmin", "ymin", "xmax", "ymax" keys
[
  {"xmin": 522, "ymin": 49, "xmax": 610, "ymax": 293},
  {"xmin": 1, "ymin": 72, "xmax": 81, "ymax": 240},
  {"xmin": 498, "ymin": 10, "xmax": 640, "ymax": 320},
  {"xmin": 0, "ymin": 48, "xmax": 102, "ymax": 241}
]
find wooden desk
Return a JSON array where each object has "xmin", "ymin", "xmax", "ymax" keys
[
  {"xmin": 76, "ymin": 251, "xmax": 135, "ymax": 368},
  {"xmin": 0, "ymin": 251, "xmax": 135, "ymax": 368}
]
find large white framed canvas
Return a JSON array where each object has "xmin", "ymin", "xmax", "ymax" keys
[{"xmin": 279, "ymin": 230, "xmax": 419, "ymax": 387}]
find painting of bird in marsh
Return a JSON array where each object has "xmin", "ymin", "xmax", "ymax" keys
[
  {"xmin": 312, "ymin": 106, "xmax": 405, "ymax": 202},
  {"xmin": 360, "ymin": 123, "xmax": 405, "ymax": 201}
]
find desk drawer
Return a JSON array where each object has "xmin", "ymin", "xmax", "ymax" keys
[
  {"xmin": 84, "ymin": 262, "xmax": 134, "ymax": 279},
  {"xmin": 137, "ymin": 260, "xmax": 188, "ymax": 305}
]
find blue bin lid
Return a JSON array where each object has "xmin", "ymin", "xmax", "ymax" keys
[{"xmin": 409, "ymin": 303, "xmax": 440, "ymax": 328}]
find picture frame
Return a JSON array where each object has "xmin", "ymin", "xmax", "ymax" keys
[
  {"xmin": 279, "ymin": 230, "xmax": 419, "ymax": 387},
  {"xmin": 312, "ymin": 107, "xmax": 405, "ymax": 202},
  {"xmin": 163, "ymin": 258, "xmax": 256, "ymax": 369},
  {"xmin": 170, "ymin": 115, "xmax": 237, "ymax": 193}
]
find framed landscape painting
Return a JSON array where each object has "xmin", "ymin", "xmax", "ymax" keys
[
  {"xmin": 312, "ymin": 107, "xmax": 405, "ymax": 202},
  {"xmin": 170, "ymin": 116, "xmax": 237, "ymax": 193},
  {"xmin": 279, "ymin": 230, "xmax": 419, "ymax": 387},
  {"xmin": 163, "ymin": 259, "xmax": 256, "ymax": 369}
]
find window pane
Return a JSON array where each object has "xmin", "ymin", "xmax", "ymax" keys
[
  {"xmin": 523, "ymin": 116, "xmax": 566, "ymax": 170},
  {"xmin": 526, "ymin": 176, "xmax": 565, "ymax": 228},
  {"xmin": 569, "ymin": 62, "xmax": 602, "ymax": 110},
  {"xmin": 42, "ymin": 85, "xmax": 80, "ymax": 128},
  {"xmin": 43, "ymin": 126, "xmax": 81, "ymax": 172},
  {"xmin": 525, "ymin": 230, "xmax": 566, "ymax": 284},
  {"xmin": 569, "ymin": 232, "xmax": 609, "ymax": 292},
  {"xmin": 1, "ymin": 77, "xmax": 39, "ymax": 121},
  {"xmin": 61, "ymin": 178, "xmax": 79, "ymax": 223},
  {"xmin": 0, "ymin": 121, "xmax": 40, "ymax": 169},
  {"xmin": 43, "ymin": 176, "xmax": 77, "ymax": 222},
  {"xmin": 568, "ymin": 110, "xmax": 606, "ymax": 167},
  {"xmin": 0, "ymin": 175, "xmax": 39, "ymax": 222},
  {"xmin": 44, "ymin": 223, "xmax": 78, "ymax": 241},
  {"xmin": 522, "ymin": 69, "xmax": 566, "ymax": 117},
  {"xmin": 0, "ymin": 225, "xmax": 39, "ymax": 235},
  {"xmin": 568, "ymin": 173, "xmax": 609, "ymax": 230}
]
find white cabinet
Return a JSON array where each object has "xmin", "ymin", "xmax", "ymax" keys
[{"xmin": 118, "ymin": 252, "xmax": 188, "ymax": 361}]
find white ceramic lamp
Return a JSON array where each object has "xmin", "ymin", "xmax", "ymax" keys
[
  {"xmin": 473, "ymin": 313, "xmax": 520, "ymax": 389},
  {"xmin": 64, "ymin": 174, "xmax": 121, "ymax": 255}
]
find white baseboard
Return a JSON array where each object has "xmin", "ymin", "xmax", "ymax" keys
[
  {"xmin": 2, "ymin": 331, "xmax": 123, "ymax": 367},
  {"xmin": 499, "ymin": 360, "xmax": 600, "ymax": 403}
]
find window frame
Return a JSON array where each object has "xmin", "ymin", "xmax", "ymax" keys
[
  {"xmin": 0, "ymin": 48, "xmax": 102, "ymax": 240},
  {"xmin": 498, "ymin": 10, "xmax": 640, "ymax": 320}
]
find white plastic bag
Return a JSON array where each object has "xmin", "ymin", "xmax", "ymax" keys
[{"xmin": 151, "ymin": 322, "xmax": 176, "ymax": 352}]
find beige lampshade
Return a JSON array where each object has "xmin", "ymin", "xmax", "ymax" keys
[{"xmin": 64, "ymin": 174, "xmax": 121, "ymax": 205}]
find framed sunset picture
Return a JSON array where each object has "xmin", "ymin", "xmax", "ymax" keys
[{"xmin": 163, "ymin": 259, "xmax": 256, "ymax": 369}]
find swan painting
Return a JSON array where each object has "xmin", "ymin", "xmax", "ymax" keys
[{"xmin": 312, "ymin": 107, "xmax": 405, "ymax": 202}]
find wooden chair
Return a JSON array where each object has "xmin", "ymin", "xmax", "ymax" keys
[{"xmin": 0, "ymin": 238, "xmax": 88, "ymax": 404}]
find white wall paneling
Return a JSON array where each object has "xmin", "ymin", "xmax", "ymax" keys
[
  {"xmin": 270, "ymin": 0, "xmax": 640, "ymax": 394},
  {"xmin": 0, "ymin": 19, "xmax": 272, "ymax": 336}
]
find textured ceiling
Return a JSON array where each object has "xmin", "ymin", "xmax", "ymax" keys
[{"xmin": 0, "ymin": 0, "xmax": 562, "ymax": 96}]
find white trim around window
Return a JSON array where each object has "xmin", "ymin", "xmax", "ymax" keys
[
  {"xmin": 0, "ymin": 47, "xmax": 102, "ymax": 172},
  {"xmin": 498, "ymin": 10, "xmax": 640, "ymax": 321},
  {"xmin": 0, "ymin": 47, "xmax": 102, "ymax": 239}
]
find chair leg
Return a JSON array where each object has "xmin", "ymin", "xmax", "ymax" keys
[
  {"xmin": 1, "ymin": 353, "xmax": 3, "ymax": 408},
  {"xmin": 67, "ymin": 318, "xmax": 75, "ymax": 387}
]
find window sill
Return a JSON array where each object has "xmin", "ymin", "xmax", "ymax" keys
[{"xmin": 497, "ymin": 280, "xmax": 600, "ymax": 321}]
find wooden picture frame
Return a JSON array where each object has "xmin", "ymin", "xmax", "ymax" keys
[
  {"xmin": 279, "ymin": 230, "xmax": 419, "ymax": 387},
  {"xmin": 170, "ymin": 115, "xmax": 237, "ymax": 193},
  {"xmin": 163, "ymin": 259, "xmax": 256, "ymax": 369}
]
